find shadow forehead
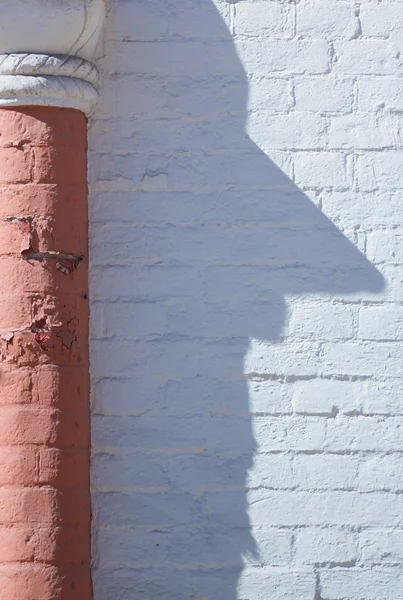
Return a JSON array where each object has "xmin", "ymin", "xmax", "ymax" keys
[{"xmin": 96, "ymin": 0, "xmax": 384, "ymax": 297}]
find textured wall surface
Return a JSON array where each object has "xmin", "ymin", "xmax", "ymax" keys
[
  {"xmin": 89, "ymin": 1, "xmax": 403, "ymax": 599},
  {"xmin": 0, "ymin": 108, "xmax": 91, "ymax": 599}
]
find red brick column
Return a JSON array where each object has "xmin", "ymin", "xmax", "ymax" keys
[{"xmin": 0, "ymin": 107, "xmax": 91, "ymax": 599}]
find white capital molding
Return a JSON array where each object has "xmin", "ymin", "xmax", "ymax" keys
[
  {"xmin": 0, "ymin": 0, "xmax": 107, "ymax": 116},
  {"xmin": 0, "ymin": 54, "xmax": 100, "ymax": 116}
]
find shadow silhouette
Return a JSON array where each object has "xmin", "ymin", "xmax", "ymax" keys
[{"xmin": 89, "ymin": 2, "xmax": 384, "ymax": 599}]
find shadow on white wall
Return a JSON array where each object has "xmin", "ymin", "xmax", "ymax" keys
[{"xmin": 89, "ymin": 1, "xmax": 384, "ymax": 598}]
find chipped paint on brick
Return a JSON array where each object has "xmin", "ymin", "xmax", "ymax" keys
[
  {"xmin": 56, "ymin": 257, "xmax": 82, "ymax": 276},
  {"xmin": 31, "ymin": 318, "xmax": 51, "ymax": 349},
  {"xmin": 0, "ymin": 107, "xmax": 91, "ymax": 598}
]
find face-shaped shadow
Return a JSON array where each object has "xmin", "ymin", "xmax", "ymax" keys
[{"xmin": 90, "ymin": 2, "xmax": 384, "ymax": 599}]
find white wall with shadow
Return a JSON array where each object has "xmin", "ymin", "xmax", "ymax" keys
[{"xmin": 88, "ymin": 2, "xmax": 386, "ymax": 599}]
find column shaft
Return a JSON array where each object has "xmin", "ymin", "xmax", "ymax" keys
[{"xmin": 0, "ymin": 107, "xmax": 91, "ymax": 600}]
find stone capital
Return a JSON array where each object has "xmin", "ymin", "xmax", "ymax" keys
[{"xmin": 0, "ymin": 0, "xmax": 107, "ymax": 116}]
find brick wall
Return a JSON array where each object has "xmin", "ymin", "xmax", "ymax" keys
[{"xmin": 89, "ymin": 1, "xmax": 403, "ymax": 598}]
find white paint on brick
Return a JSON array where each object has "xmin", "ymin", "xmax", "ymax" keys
[
  {"xmin": 360, "ymin": 3, "xmax": 403, "ymax": 38},
  {"xmin": 247, "ymin": 112, "xmax": 326, "ymax": 150},
  {"xmin": 295, "ymin": 527, "xmax": 358, "ymax": 565},
  {"xmin": 358, "ymin": 77, "xmax": 403, "ymax": 112},
  {"xmin": 358, "ymin": 151, "xmax": 403, "ymax": 190},
  {"xmin": 294, "ymin": 454, "xmax": 359, "ymax": 491},
  {"xmin": 321, "ymin": 190, "xmax": 403, "ymax": 229},
  {"xmin": 294, "ymin": 76, "xmax": 354, "ymax": 113},
  {"xmin": 330, "ymin": 114, "xmax": 402, "ymax": 149},
  {"xmin": 247, "ymin": 490, "xmax": 401, "ymax": 527},
  {"xmin": 333, "ymin": 40, "xmax": 401, "ymax": 75},
  {"xmin": 292, "ymin": 379, "xmax": 362, "ymax": 416},
  {"xmin": 296, "ymin": 1, "xmax": 358, "ymax": 40},
  {"xmin": 289, "ymin": 303, "xmax": 355, "ymax": 341},
  {"xmin": 359, "ymin": 455, "xmax": 403, "ymax": 492},
  {"xmin": 293, "ymin": 151, "xmax": 351, "ymax": 189},
  {"xmin": 360, "ymin": 530, "xmax": 403, "ymax": 563},
  {"xmin": 320, "ymin": 568, "xmax": 403, "ymax": 600},
  {"xmin": 89, "ymin": 1, "xmax": 403, "ymax": 598},
  {"xmin": 234, "ymin": 38, "xmax": 329, "ymax": 76},
  {"xmin": 235, "ymin": 2, "xmax": 294, "ymax": 40}
]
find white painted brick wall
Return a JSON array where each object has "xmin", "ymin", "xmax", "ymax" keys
[{"xmin": 89, "ymin": 1, "xmax": 403, "ymax": 598}]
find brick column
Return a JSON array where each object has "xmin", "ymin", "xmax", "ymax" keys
[{"xmin": 0, "ymin": 3, "xmax": 105, "ymax": 599}]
